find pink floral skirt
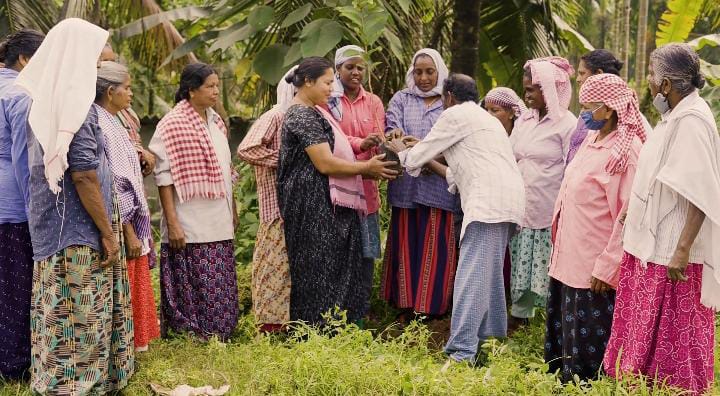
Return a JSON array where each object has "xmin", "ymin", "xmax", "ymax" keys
[{"xmin": 603, "ymin": 253, "xmax": 715, "ymax": 394}]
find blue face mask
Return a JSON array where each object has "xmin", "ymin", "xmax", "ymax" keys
[{"xmin": 580, "ymin": 106, "xmax": 607, "ymax": 130}]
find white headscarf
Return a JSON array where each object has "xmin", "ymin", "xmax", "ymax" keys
[
  {"xmin": 275, "ymin": 65, "xmax": 298, "ymax": 112},
  {"xmin": 405, "ymin": 48, "xmax": 449, "ymax": 98},
  {"xmin": 15, "ymin": 18, "xmax": 109, "ymax": 194},
  {"xmin": 328, "ymin": 45, "xmax": 365, "ymax": 121}
]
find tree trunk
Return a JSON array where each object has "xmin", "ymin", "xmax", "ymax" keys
[
  {"xmin": 635, "ymin": 0, "xmax": 649, "ymax": 93},
  {"xmin": 450, "ymin": 0, "xmax": 482, "ymax": 76},
  {"xmin": 621, "ymin": 0, "xmax": 631, "ymax": 81},
  {"xmin": 599, "ymin": 0, "xmax": 607, "ymax": 48},
  {"xmin": 612, "ymin": 0, "xmax": 620, "ymax": 53}
]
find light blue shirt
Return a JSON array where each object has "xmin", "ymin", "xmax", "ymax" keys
[{"xmin": 0, "ymin": 68, "xmax": 32, "ymax": 223}]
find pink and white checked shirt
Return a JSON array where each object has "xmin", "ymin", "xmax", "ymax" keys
[
  {"xmin": 549, "ymin": 130, "xmax": 640, "ymax": 289},
  {"xmin": 237, "ymin": 108, "xmax": 284, "ymax": 223}
]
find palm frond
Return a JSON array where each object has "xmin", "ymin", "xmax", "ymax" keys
[
  {"xmin": 60, "ymin": 0, "xmax": 97, "ymax": 21},
  {"xmin": 3, "ymin": 0, "xmax": 58, "ymax": 33}
]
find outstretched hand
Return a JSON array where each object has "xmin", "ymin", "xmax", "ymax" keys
[{"xmin": 365, "ymin": 154, "xmax": 399, "ymax": 180}]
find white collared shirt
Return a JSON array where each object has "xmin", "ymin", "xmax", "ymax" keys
[{"xmin": 398, "ymin": 101, "xmax": 525, "ymax": 241}]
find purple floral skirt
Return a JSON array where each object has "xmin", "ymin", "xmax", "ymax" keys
[{"xmin": 160, "ymin": 240, "xmax": 239, "ymax": 341}]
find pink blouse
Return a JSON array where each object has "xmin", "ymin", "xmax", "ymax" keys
[
  {"xmin": 335, "ymin": 87, "xmax": 385, "ymax": 214},
  {"xmin": 548, "ymin": 130, "xmax": 640, "ymax": 289},
  {"xmin": 510, "ymin": 110, "xmax": 576, "ymax": 229}
]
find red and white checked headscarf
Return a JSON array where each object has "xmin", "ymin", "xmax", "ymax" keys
[
  {"xmin": 579, "ymin": 73, "xmax": 647, "ymax": 175},
  {"xmin": 156, "ymin": 99, "xmax": 228, "ymax": 202},
  {"xmin": 484, "ymin": 87, "xmax": 527, "ymax": 117},
  {"xmin": 523, "ymin": 56, "xmax": 574, "ymax": 121}
]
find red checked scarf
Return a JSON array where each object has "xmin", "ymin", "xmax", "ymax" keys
[
  {"xmin": 579, "ymin": 73, "xmax": 647, "ymax": 175},
  {"xmin": 315, "ymin": 105, "xmax": 367, "ymax": 215},
  {"xmin": 156, "ymin": 99, "xmax": 228, "ymax": 202}
]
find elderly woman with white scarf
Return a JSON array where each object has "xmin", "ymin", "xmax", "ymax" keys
[
  {"xmin": 603, "ymin": 43, "xmax": 720, "ymax": 395},
  {"xmin": 16, "ymin": 19, "xmax": 134, "ymax": 394},
  {"xmin": 236, "ymin": 66, "xmax": 298, "ymax": 333}
]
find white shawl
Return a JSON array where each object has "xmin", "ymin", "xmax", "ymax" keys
[
  {"xmin": 405, "ymin": 48, "xmax": 448, "ymax": 98},
  {"xmin": 15, "ymin": 18, "xmax": 109, "ymax": 194},
  {"xmin": 274, "ymin": 65, "xmax": 298, "ymax": 112},
  {"xmin": 626, "ymin": 92, "xmax": 720, "ymax": 310}
]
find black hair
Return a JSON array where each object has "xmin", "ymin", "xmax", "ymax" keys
[
  {"xmin": 175, "ymin": 62, "xmax": 217, "ymax": 104},
  {"xmin": 443, "ymin": 73, "xmax": 478, "ymax": 103},
  {"xmin": 580, "ymin": 49, "xmax": 623, "ymax": 76},
  {"xmin": 285, "ymin": 57, "xmax": 333, "ymax": 87},
  {"xmin": 0, "ymin": 29, "xmax": 44, "ymax": 68}
]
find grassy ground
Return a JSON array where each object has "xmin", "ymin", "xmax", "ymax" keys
[{"xmin": 2, "ymin": 265, "xmax": 719, "ymax": 395}]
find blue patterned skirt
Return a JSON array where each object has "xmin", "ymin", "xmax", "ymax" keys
[
  {"xmin": 0, "ymin": 222, "xmax": 33, "ymax": 379},
  {"xmin": 544, "ymin": 277, "xmax": 615, "ymax": 382}
]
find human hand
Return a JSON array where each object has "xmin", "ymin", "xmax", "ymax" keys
[
  {"xmin": 100, "ymin": 233, "xmax": 120, "ymax": 268},
  {"xmin": 401, "ymin": 136, "xmax": 420, "ymax": 148},
  {"xmin": 386, "ymin": 139, "xmax": 407, "ymax": 154},
  {"xmin": 667, "ymin": 247, "xmax": 690, "ymax": 281},
  {"xmin": 360, "ymin": 135, "xmax": 382, "ymax": 151},
  {"xmin": 140, "ymin": 149, "xmax": 156, "ymax": 177},
  {"xmin": 124, "ymin": 228, "xmax": 143, "ymax": 259},
  {"xmin": 385, "ymin": 128, "xmax": 404, "ymax": 141},
  {"xmin": 365, "ymin": 154, "xmax": 399, "ymax": 180},
  {"xmin": 168, "ymin": 222, "xmax": 186, "ymax": 251},
  {"xmin": 232, "ymin": 200, "xmax": 239, "ymax": 231},
  {"xmin": 590, "ymin": 277, "xmax": 611, "ymax": 293}
]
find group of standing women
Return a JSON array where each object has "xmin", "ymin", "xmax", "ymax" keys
[
  {"xmin": 482, "ymin": 47, "xmax": 717, "ymax": 394},
  {"xmin": 241, "ymin": 46, "xmax": 463, "ymax": 330},
  {"xmin": 243, "ymin": 42, "xmax": 720, "ymax": 394},
  {"xmin": 0, "ymin": 19, "xmax": 241, "ymax": 394},
  {"xmin": 0, "ymin": 17, "xmax": 718, "ymax": 396}
]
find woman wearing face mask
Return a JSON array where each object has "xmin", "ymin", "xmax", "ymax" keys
[
  {"xmin": 567, "ymin": 50, "xmax": 653, "ymax": 165},
  {"xmin": 481, "ymin": 87, "xmax": 527, "ymax": 136},
  {"xmin": 277, "ymin": 57, "xmax": 398, "ymax": 325},
  {"xmin": 508, "ymin": 57, "xmax": 577, "ymax": 334},
  {"xmin": 381, "ymin": 48, "xmax": 460, "ymax": 321},
  {"xmin": 326, "ymin": 45, "xmax": 386, "ymax": 314},
  {"xmin": 544, "ymin": 73, "xmax": 644, "ymax": 382},
  {"xmin": 603, "ymin": 43, "xmax": 720, "ymax": 395},
  {"xmin": 0, "ymin": 28, "xmax": 44, "ymax": 380},
  {"xmin": 95, "ymin": 61, "xmax": 160, "ymax": 352}
]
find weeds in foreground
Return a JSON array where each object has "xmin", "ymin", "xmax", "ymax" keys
[{"xmin": 2, "ymin": 265, "xmax": 717, "ymax": 395}]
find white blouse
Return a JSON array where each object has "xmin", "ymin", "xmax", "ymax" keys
[{"xmin": 150, "ymin": 108, "xmax": 234, "ymax": 244}]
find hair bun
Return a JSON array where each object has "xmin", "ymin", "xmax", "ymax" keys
[
  {"xmin": 692, "ymin": 73, "xmax": 706, "ymax": 89},
  {"xmin": 615, "ymin": 60, "xmax": 624, "ymax": 70},
  {"xmin": 285, "ymin": 71, "xmax": 296, "ymax": 84}
]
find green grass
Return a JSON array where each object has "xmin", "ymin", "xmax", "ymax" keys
[{"xmin": 2, "ymin": 265, "xmax": 718, "ymax": 395}]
